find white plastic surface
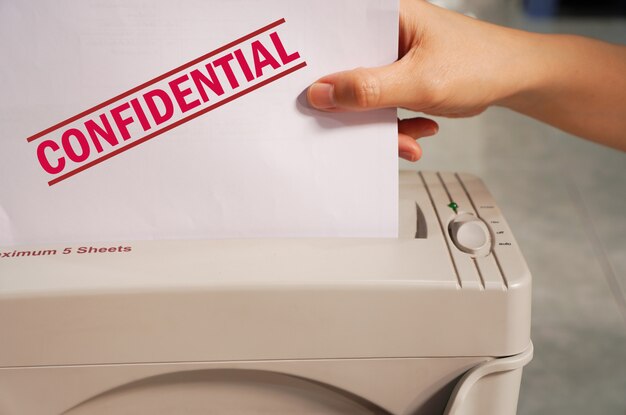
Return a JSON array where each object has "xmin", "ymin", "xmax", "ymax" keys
[
  {"xmin": 0, "ymin": 357, "xmax": 488, "ymax": 415},
  {"xmin": 444, "ymin": 342, "xmax": 534, "ymax": 415},
  {"xmin": 0, "ymin": 172, "xmax": 532, "ymax": 367}
]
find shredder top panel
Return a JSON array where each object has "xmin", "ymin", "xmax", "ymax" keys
[{"xmin": 0, "ymin": 171, "xmax": 532, "ymax": 366}]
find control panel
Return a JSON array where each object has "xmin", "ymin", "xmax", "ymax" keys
[{"xmin": 410, "ymin": 171, "xmax": 528, "ymax": 291}]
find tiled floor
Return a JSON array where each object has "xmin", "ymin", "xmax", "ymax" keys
[{"xmin": 402, "ymin": 2, "xmax": 626, "ymax": 413}]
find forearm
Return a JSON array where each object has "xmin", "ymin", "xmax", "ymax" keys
[{"xmin": 499, "ymin": 33, "xmax": 626, "ymax": 150}]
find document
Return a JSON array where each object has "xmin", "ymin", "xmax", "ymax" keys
[{"xmin": 0, "ymin": 0, "xmax": 398, "ymax": 246}]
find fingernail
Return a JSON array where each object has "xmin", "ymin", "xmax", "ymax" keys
[
  {"xmin": 399, "ymin": 151, "xmax": 416, "ymax": 161},
  {"xmin": 308, "ymin": 83, "xmax": 335, "ymax": 109}
]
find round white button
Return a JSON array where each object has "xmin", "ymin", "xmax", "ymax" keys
[
  {"xmin": 456, "ymin": 221, "xmax": 488, "ymax": 251},
  {"xmin": 449, "ymin": 214, "xmax": 491, "ymax": 255}
]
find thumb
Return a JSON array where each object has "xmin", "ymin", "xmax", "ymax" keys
[{"xmin": 307, "ymin": 60, "xmax": 416, "ymax": 111}]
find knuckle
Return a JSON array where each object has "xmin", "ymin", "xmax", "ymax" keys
[
  {"xmin": 351, "ymin": 69, "xmax": 382, "ymax": 109},
  {"xmin": 422, "ymin": 78, "xmax": 446, "ymax": 107},
  {"xmin": 418, "ymin": 78, "xmax": 451, "ymax": 113}
]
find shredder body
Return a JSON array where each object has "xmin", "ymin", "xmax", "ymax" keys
[{"xmin": 0, "ymin": 171, "xmax": 533, "ymax": 414}]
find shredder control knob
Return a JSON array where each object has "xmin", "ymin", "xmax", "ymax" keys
[{"xmin": 449, "ymin": 213, "xmax": 491, "ymax": 256}]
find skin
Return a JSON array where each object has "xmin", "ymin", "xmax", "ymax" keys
[{"xmin": 307, "ymin": 0, "xmax": 626, "ymax": 161}]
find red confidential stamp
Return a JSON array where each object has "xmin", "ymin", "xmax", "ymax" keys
[{"xmin": 27, "ymin": 18, "xmax": 306, "ymax": 186}]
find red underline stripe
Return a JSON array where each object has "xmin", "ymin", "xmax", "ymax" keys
[
  {"xmin": 47, "ymin": 61, "xmax": 308, "ymax": 187},
  {"xmin": 26, "ymin": 18, "xmax": 287, "ymax": 143}
]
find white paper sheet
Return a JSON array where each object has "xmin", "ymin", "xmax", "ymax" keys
[{"xmin": 0, "ymin": 0, "xmax": 398, "ymax": 246}]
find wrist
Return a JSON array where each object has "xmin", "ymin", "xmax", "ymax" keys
[{"xmin": 493, "ymin": 31, "xmax": 554, "ymax": 111}]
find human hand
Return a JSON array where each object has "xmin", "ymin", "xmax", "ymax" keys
[{"xmin": 307, "ymin": 0, "xmax": 536, "ymax": 161}]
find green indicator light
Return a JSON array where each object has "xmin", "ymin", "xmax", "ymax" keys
[{"xmin": 448, "ymin": 202, "xmax": 458, "ymax": 213}]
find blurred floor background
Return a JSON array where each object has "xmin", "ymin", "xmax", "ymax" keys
[{"xmin": 402, "ymin": 1, "xmax": 626, "ymax": 414}]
